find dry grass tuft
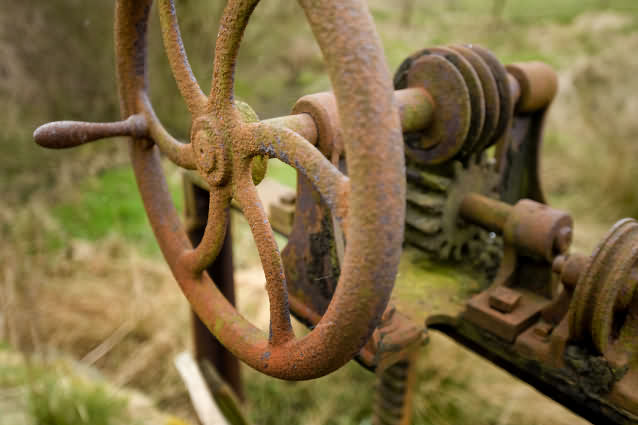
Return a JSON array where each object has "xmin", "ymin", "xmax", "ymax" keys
[
  {"xmin": 3, "ymin": 2, "xmax": 638, "ymax": 424},
  {"xmin": 0, "ymin": 207, "xmax": 194, "ymax": 418}
]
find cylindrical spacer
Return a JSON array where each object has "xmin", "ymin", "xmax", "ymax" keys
[
  {"xmin": 506, "ymin": 62, "xmax": 558, "ymax": 113},
  {"xmin": 504, "ymin": 199, "xmax": 573, "ymax": 261},
  {"xmin": 553, "ymin": 253, "xmax": 588, "ymax": 289},
  {"xmin": 292, "ymin": 91, "xmax": 342, "ymax": 156},
  {"xmin": 290, "ymin": 88, "xmax": 434, "ymax": 156},
  {"xmin": 461, "ymin": 194, "xmax": 573, "ymax": 261}
]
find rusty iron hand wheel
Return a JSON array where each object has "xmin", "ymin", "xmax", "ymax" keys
[{"xmin": 36, "ymin": 0, "xmax": 405, "ymax": 380}]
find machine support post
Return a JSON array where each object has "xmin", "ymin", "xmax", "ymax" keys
[{"xmin": 184, "ymin": 179, "xmax": 243, "ymax": 399}]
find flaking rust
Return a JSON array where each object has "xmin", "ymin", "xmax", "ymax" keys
[
  {"xmin": 33, "ymin": 2, "xmax": 638, "ymax": 424},
  {"xmin": 34, "ymin": 0, "xmax": 405, "ymax": 381}
]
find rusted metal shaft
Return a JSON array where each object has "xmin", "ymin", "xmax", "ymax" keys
[
  {"xmin": 460, "ymin": 193, "xmax": 573, "ymax": 260},
  {"xmin": 264, "ymin": 87, "xmax": 434, "ymax": 145},
  {"xmin": 34, "ymin": 61, "xmax": 550, "ymax": 154},
  {"xmin": 262, "ymin": 113, "xmax": 318, "ymax": 144},
  {"xmin": 506, "ymin": 62, "xmax": 558, "ymax": 113},
  {"xmin": 265, "ymin": 60, "xmax": 553, "ymax": 148},
  {"xmin": 396, "ymin": 88, "xmax": 435, "ymax": 133},
  {"xmin": 460, "ymin": 193, "xmax": 511, "ymax": 233},
  {"xmin": 552, "ymin": 253, "xmax": 588, "ymax": 288}
]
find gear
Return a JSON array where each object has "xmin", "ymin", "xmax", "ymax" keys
[{"xmin": 404, "ymin": 156, "xmax": 502, "ymax": 271}]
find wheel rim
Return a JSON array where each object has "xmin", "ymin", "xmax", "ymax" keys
[{"xmin": 115, "ymin": 0, "xmax": 404, "ymax": 380}]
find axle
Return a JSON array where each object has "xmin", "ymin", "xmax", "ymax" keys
[
  {"xmin": 34, "ymin": 62, "xmax": 553, "ymax": 161},
  {"xmin": 460, "ymin": 192, "xmax": 573, "ymax": 260}
]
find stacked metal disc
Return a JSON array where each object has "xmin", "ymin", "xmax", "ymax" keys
[
  {"xmin": 394, "ymin": 44, "xmax": 514, "ymax": 165},
  {"xmin": 395, "ymin": 44, "xmax": 510, "ymax": 269}
]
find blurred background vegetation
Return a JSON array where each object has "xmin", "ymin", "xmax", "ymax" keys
[{"xmin": 2, "ymin": 0, "xmax": 638, "ymax": 424}]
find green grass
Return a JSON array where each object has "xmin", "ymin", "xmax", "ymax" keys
[
  {"xmin": 242, "ymin": 341, "xmax": 510, "ymax": 425},
  {"xmin": 243, "ymin": 362, "xmax": 374, "ymax": 425},
  {"xmin": 51, "ymin": 165, "xmax": 183, "ymax": 257},
  {"xmin": 5, "ymin": 2, "xmax": 638, "ymax": 425},
  {"xmin": 448, "ymin": 0, "xmax": 638, "ymax": 22},
  {"xmin": 266, "ymin": 159, "xmax": 297, "ymax": 189},
  {"xmin": 28, "ymin": 371, "xmax": 129, "ymax": 425},
  {"xmin": 49, "ymin": 160, "xmax": 297, "ymax": 256},
  {"xmin": 0, "ymin": 351, "xmax": 131, "ymax": 425}
]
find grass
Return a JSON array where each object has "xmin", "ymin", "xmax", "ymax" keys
[
  {"xmin": 0, "ymin": 345, "xmax": 182, "ymax": 425},
  {"xmin": 28, "ymin": 371, "xmax": 128, "ymax": 425},
  {"xmin": 265, "ymin": 159, "xmax": 297, "ymax": 189},
  {"xmin": 46, "ymin": 159, "xmax": 295, "ymax": 257},
  {"xmin": 50, "ymin": 164, "xmax": 183, "ymax": 257},
  {"xmin": 3, "ymin": 1, "xmax": 638, "ymax": 424},
  {"xmin": 0, "ymin": 348, "xmax": 132, "ymax": 425},
  {"xmin": 243, "ymin": 361, "xmax": 374, "ymax": 425}
]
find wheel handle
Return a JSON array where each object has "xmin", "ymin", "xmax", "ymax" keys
[{"xmin": 34, "ymin": 0, "xmax": 405, "ymax": 380}]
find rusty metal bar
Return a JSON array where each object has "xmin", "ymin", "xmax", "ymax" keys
[
  {"xmin": 506, "ymin": 62, "xmax": 558, "ymax": 113},
  {"xmin": 157, "ymin": 0, "xmax": 207, "ymax": 115},
  {"xmin": 262, "ymin": 113, "xmax": 318, "ymax": 143},
  {"xmin": 396, "ymin": 88, "xmax": 435, "ymax": 133},
  {"xmin": 460, "ymin": 193, "xmax": 572, "ymax": 261},
  {"xmin": 263, "ymin": 87, "xmax": 433, "ymax": 144},
  {"xmin": 460, "ymin": 192, "xmax": 512, "ymax": 232},
  {"xmin": 34, "ymin": 64, "xmax": 534, "ymax": 154},
  {"xmin": 261, "ymin": 61, "xmax": 542, "ymax": 146}
]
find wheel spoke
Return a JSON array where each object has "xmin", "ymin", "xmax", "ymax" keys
[
  {"xmin": 234, "ymin": 164, "xmax": 294, "ymax": 346},
  {"xmin": 158, "ymin": 0, "xmax": 207, "ymax": 115},
  {"xmin": 179, "ymin": 187, "xmax": 231, "ymax": 275},
  {"xmin": 139, "ymin": 92, "xmax": 196, "ymax": 169},
  {"xmin": 246, "ymin": 122, "xmax": 350, "ymax": 226},
  {"xmin": 208, "ymin": 0, "xmax": 260, "ymax": 114}
]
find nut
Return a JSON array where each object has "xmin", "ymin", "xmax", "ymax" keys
[{"xmin": 489, "ymin": 287, "xmax": 521, "ymax": 313}]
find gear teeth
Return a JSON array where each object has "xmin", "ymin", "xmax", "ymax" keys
[
  {"xmin": 452, "ymin": 244, "xmax": 464, "ymax": 262},
  {"xmin": 406, "ymin": 167, "xmax": 452, "ymax": 192},
  {"xmin": 406, "ymin": 207, "xmax": 441, "ymax": 235},
  {"xmin": 398, "ymin": 44, "xmax": 508, "ymax": 268},
  {"xmin": 440, "ymin": 242, "xmax": 452, "ymax": 259},
  {"xmin": 403, "ymin": 156, "xmax": 503, "ymax": 269},
  {"xmin": 405, "ymin": 231, "xmax": 445, "ymax": 253},
  {"xmin": 407, "ymin": 185, "xmax": 445, "ymax": 212}
]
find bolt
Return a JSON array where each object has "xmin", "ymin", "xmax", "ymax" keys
[
  {"xmin": 554, "ymin": 253, "xmax": 588, "ymax": 289},
  {"xmin": 193, "ymin": 130, "xmax": 217, "ymax": 175},
  {"xmin": 552, "ymin": 254, "xmax": 566, "ymax": 274},
  {"xmin": 533, "ymin": 322, "xmax": 553, "ymax": 340},
  {"xmin": 489, "ymin": 287, "xmax": 521, "ymax": 313}
]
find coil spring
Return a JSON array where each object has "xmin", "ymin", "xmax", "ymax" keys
[{"xmin": 373, "ymin": 360, "xmax": 415, "ymax": 425}]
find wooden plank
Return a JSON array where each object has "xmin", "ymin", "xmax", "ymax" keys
[{"xmin": 174, "ymin": 351, "xmax": 230, "ymax": 425}]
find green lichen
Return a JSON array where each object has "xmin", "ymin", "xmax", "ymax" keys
[
  {"xmin": 235, "ymin": 100, "xmax": 268, "ymax": 186},
  {"xmin": 391, "ymin": 246, "xmax": 486, "ymax": 324}
]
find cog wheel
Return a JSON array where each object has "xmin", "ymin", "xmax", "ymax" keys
[{"xmin": 405, "ymin": 156, "xmax": 502, "ymax": 271}]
